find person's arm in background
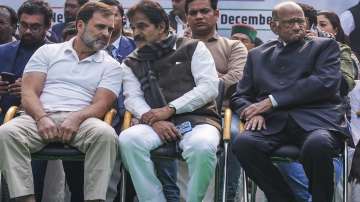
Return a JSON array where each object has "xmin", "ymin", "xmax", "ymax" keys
[
  {"xmin": 219, "ymin": 40, "xmax": 248, "ymax": 92},
  {"xmin": 339, "ymin": 43, "xmax": 356, "ymax": 95},
  {"xmin": 340, "ymin": 10, "xmax": 355, "ymax": 36}
]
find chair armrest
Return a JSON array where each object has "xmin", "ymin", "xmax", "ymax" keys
[
  {"xmin": 3, "ymin": 106, "xmax": 18, "ymax": 124},
  {"xmin": 223, "ymin": 108, "xmax": 232, "ymax": 142},
  {"xmin": 239, "ymin": 121, "xmax": 245, "ymax": 133},
  {"xmin": 104, "ymin": 108, "xmax": 117, "ymax": 125},
  {"xmin": 121, "ymin": 111, "xmax": 132, "ymax": 130}
]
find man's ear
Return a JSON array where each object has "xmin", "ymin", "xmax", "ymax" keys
[
  {"xmin": 214, "ymin": 9, "xmax": 220, "ymax": 18},
  {"xmin": 76, "ymin": 20, "xmax": 84, "ymax": 33},
  {"xmin": 270, "ymin": 20, "xmax": 278, "ymax": 35}
]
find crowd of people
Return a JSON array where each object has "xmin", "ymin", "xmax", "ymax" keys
[{"xmin": 0, "ymin": 0, "xmax": 359, "ymax": 202}]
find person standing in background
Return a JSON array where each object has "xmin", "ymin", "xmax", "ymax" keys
[
  {"xmin": 0, "ymin": 5, "xmax": 17, "ymax": 45},
  {"xmin": 340, "ymin": 1, "xmax": 360, "ymax": 60}
]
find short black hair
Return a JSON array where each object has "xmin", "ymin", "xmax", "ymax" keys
[
  {"xmin": 0, "ymin": 5, "xmax": 18, "ymax": 29},
  {"xmin": 17, "ymin": 0, "xmax": 53, "ymax": 28},
  {"xmin": 297, "ymin": 3, "xmax": 317, "ymax": 28},
  {"xmin": 77, "ymin": 0, "xmax": 89, "ymax": 6},
  {"xmin": 185, "ymin": 0, "xmax": 218, "ymax": 14},
  {"xmin": 127, "ymin": 0, "xmax": 169, "ymax": 34},
  {"xmin": 99, "ymin": 0, "xmax": 124, "ymax": 17},
  {"xmin": 76, "ymin": 1, "xmax": 113, "ymax": 25}
]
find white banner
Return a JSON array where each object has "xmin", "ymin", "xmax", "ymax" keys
[{"xmin": 2, "ymin": 0, "xmax": 359, "ymax": 41}]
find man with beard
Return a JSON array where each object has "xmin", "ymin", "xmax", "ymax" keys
[
  {"xmin": 52, "ymin": 0, "xmax": 89, "ymax": 41},
  {"xmin": 231, "ymin": 2, "xmax": 349, "ymax": 202},
  {"xmin": 0, "ymin": 5, "xmax": 17, "ymax": 45},
  {"xmin": 118, "ymin": 1, "xmax": 220, "ymax": 202},
  {"xmin": 0, "ymin": 2, "xmax": 121, "ymax": 202}
]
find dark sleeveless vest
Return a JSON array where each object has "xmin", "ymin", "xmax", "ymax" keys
[
  {"xmin": 349, "ymin": 3, "xmax": 360, "ymax": 58},
  {"xmin": 124, "ymin": 37, "xmax": 221, "ymax": 131}
]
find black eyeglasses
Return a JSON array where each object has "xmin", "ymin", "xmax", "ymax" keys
[
  {"xmin": 18, "ymin": 22, "xmax": 44, "ymax": 33},
  {"xmin": 274, "ymin": 18, "xmax": 306, "ymax": 28}
]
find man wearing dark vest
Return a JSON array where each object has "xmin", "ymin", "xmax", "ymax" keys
[
  {"xmin": 231, "ymin": 2, "xmax": 348, "ymax": 202},
  {"xmin": 118, "ymin": 1, "xmax": 220, "ymax": 201},
  {"xmin": 341, "ymin": 2, "xmax": 360, "ymax": 60}
]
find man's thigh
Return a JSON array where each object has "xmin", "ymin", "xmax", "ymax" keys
[
  {"xmin": 70, "ymin": 117, "xmax": 118, "ymax": 153},
  {"xmin": 233, "ymin": 130, "xmax": 286, "ymax": 155},
  {"xmin": 0, "ymin": 114, "xmax": 44, "ymax": 152},
  {"xmin": 300, "ymin": 129, "xmax": 343, "ymax": 158},
  {"xmin": 179, "ymin": 124, "xmax": 220, "ymax": 154},
  {"xmin": 119, "ymin": 124, "xmax": 164, "ymax": 151}
]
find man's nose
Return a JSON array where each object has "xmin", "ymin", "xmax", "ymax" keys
[
  {"xmin": 195, "ymin": 11, "xmax": 204, "ymax": 19},
  {"xmin": 292, "ymin": 22, "xmax": 302, "ymax": 30},
  {"xmin": 102, "ymin": 28, "xmax": 111, "ymax": 37}
]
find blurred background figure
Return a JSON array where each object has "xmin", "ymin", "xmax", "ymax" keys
[
  {"xmin": 231, "ymin": 23, "xmax": 257, "ymax": 50},
  {"xmin": 169, "ymin": 0, "xmax": 187, "ymax": 36},
  {"xmin": 317, "ymin": 11, "xmax": 357, "ymax": 94},
  {"xmin": 52, "ymin": 0, "xmax": 88, "ymax": 41},
  {"xmin": 0, "ymin": 5, "xmax": 17, "ymax": 44},
  {"xmin": 340, "ymin": 2, "xmax": 360, "ymax": 60}
]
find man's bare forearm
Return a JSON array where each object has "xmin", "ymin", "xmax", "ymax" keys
[
  {"xmin": 70, "ymin": 88, "xmax": 117, "ymax": 123},
  {"xmin": 21, "ymin": 73, "xmax": 47, "ymax": 121}
]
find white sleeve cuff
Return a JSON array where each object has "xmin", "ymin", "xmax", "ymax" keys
[{"xmin": 269, "ymin": 95, "xmax": 278, "ymax": 108}]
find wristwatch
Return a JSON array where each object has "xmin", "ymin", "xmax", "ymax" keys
[{"xmin": 168, "ymin": 103, "xmax": 176, "ymax": 114}]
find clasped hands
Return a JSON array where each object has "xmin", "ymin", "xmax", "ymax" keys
[
  {"xmin": 240, "ymin": 98, "xmax": 272, "ymax": 131},
  {"xmin": 141, "ymin": 106, "xmax": 181, "ymax": 142},
  {"xmin": 36, "ymin": 112, "xmax": 82, "ymax": 143}
]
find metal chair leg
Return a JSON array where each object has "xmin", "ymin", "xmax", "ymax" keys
[
  {"xmin": 242, "ymin": 170, "xmax": 248, "ymax": 202},
  {"xmin": 120, "ymin": 167, "xmax": 126, "ymax": 202},
  {"xmin": 250, "ymin": 180, "xmax": 257, "ymax": 202},
  {"xmin": 214, "ymin": 159, "xmax": 220, "ymax": 202},
  {"xmin": 343, "ymin": 142, "xmax": 348, "ymax": 202},
  {"xmin": 221, "ymin": 143, "xmax": 229, "ymax": 202}
]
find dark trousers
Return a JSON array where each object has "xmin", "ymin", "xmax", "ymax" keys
[{"xmin": 232, "ymin": 118, "xmax": 343, "ymax": 202}]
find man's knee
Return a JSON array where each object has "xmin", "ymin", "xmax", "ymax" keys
[
  {"xmin": 185, "ymin": 137, "xmax": 218, "ymax": 159},
  {"xmin": 118, "ymin": 126, "xmax": 146, "ymax": 151},
  {"xmin": 0, "ymin": 124, "xmax": 21, "ymax": 146},
  {"xmin": 232, "ymin": 132, "xmax": 257, "ymax": 157},
  {"xmin": 300, "ymin": 130, "xmax": 340, "ymax": 160},
  {"xmin": 91, "ymin": 122, "xmax": 118, "ymax": 144}
]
